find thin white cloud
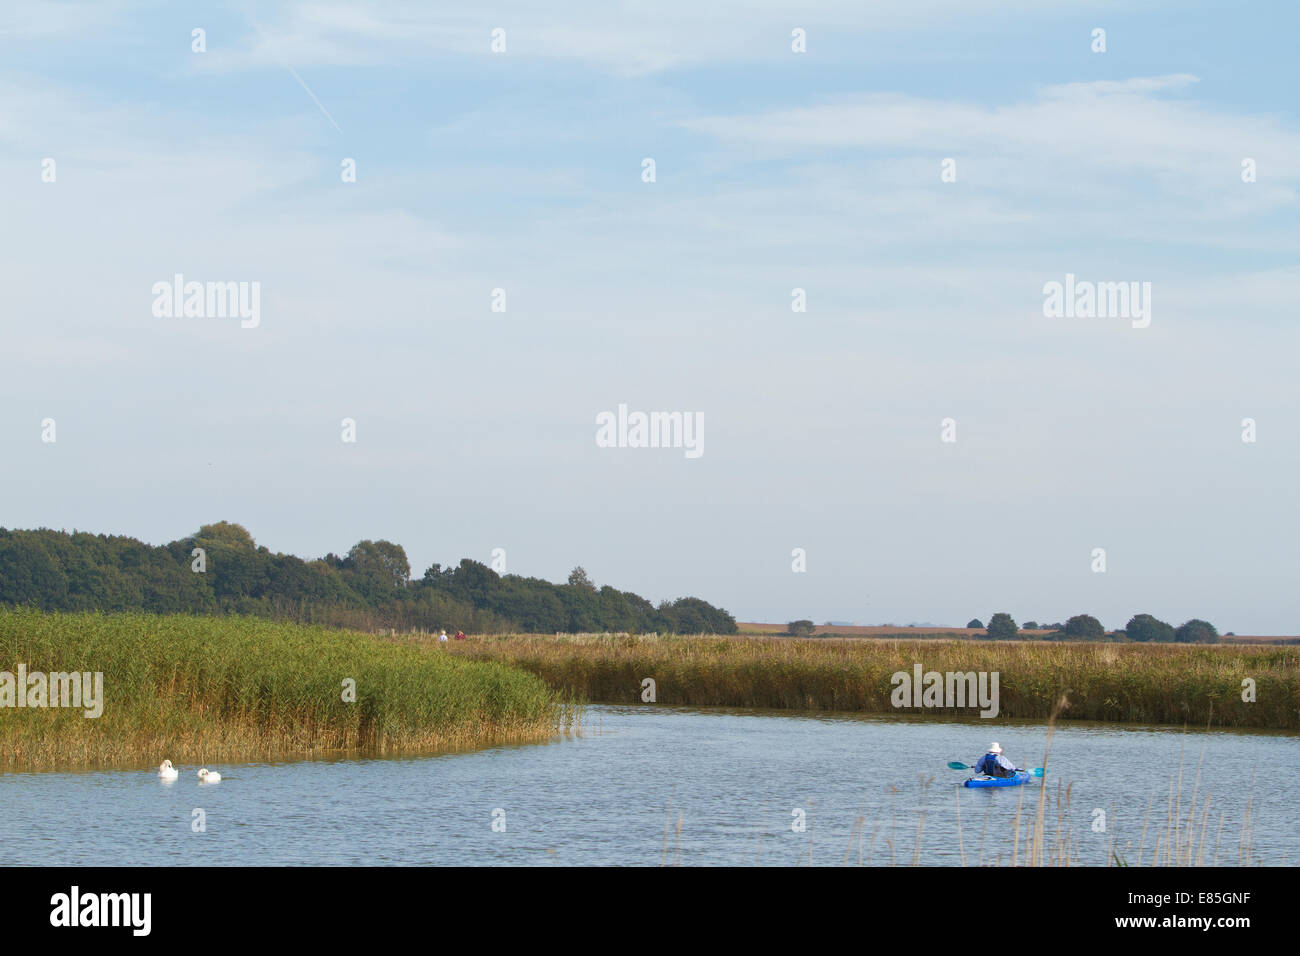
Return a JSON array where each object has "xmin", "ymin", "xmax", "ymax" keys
[
  {"xmin": 677, "ymin": 73, "xmax": 1300, "ymax": 245},
  {"xmin": 682, "ymin": 76, "xmax": 1300, "ymax": 180},
  {"xmin": 180, "ymin": 0, "xmax": 1109, "ymax": 76},
  {"xmin": 1039, "ymin": 74, "xmax": 1200, "ymax": 99}
]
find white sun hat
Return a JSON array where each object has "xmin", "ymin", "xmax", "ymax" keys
[{"xmin": 990, "ymin": 742, "xmax": 1002, "ymax": 754}]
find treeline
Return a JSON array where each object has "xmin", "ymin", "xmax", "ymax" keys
[
  {"xmin": 785, "ymin": 613, "xmax": 1229, "ymax": 642},
  {"xmin": 966, "ymin": 612, "xmax": 1221, "ymax": 643},
  {"xmin": 0, "ymin": 523, "xmax": 738, "ymax": 635}
]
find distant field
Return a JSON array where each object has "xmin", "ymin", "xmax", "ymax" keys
[
  {"xmin": 738, "ymin": 622, "xmax": 1055, "ymax": 638},
  {"xmin": 737, "ymin": 623, "xmax": 1298, "ymax": 644},
  {"xmin": 1218, "ymin": 635, "xmax": 1300, "ymax": 644}
]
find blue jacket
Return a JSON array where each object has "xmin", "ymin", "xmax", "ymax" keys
[{"xmin": 974, "ymin": 752, "xmax": 1017, "ymax": 777}]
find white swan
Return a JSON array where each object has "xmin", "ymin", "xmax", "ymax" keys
[
  {"xmin": 158, "ymin": 759, "xmax": 179, "ymax": 781},
  {"xmin": 197, "ymin": 768, "xmax": 221, "ymax": 783}
]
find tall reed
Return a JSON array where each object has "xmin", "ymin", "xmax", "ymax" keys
[
  {"xmin": 0, "ymin": 609, "xmax": 572, "ymax": 770},
  {"xmin": 446, "ymin": 633, "xmax": 1299, "ymax": 729}
]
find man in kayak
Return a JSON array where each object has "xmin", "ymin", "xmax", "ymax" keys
[{"xmin": 973, "ymin": 742, "xmax": 1020, "ymax": 778}]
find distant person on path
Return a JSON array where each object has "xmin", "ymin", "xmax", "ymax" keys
[
  {"xmin": 439, "ymin": 629, "xmax": 448, "ymax": 643},
  {"xmin": 973, "ymin": 742, "xmax": 1019, "ymax": 778}
]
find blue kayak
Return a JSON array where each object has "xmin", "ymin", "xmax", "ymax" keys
[{"xmin": 964, "ymin": 770, "xmax": 1030, "ymax": 788}]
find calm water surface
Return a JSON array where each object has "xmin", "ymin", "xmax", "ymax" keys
[{"xmin": 1, "ymin": 706, "xmax": 1295, "ymax": 866}]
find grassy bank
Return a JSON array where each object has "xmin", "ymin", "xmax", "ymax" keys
[
  {"xmin": 0, "ymin": 609, "xmax": 574, "ymax": 770},
  {"xmin": 445, "ymin": 634, "xmax": 1300, "ymax": 730}
]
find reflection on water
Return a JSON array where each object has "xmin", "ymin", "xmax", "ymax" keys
[{"xmin": 0, "ymin": 706, "xmax": 1294, "ymax": 865}]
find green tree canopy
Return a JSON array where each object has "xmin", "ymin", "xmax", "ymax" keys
[
  {"xmin": 193, "ymin": 521, "xmax": 257, "ymax": 550},
  {"xmin": 1063, "ymin": 614, "xmax": 1105, "ymax": 639},
  {"xmin": 0, "ymin": 523, "xmax": 738, "ymax": 636},
  {"xmin": 567, "ymin": 566, "xmax": 596, "ymax": 591},
  {"xmin": 340, "ymin": 540, "xmax": 411, "ymax": 600},
  {"xmin": 986, "ymin": 612, "xmax": 1018, "ymax": 640},
  {"xmin": 1125, "ymin": 613, "xmax": 1175, "ymax": 643},
  {"xmin": 1175, "ymin": 619, "xmax": 1219, "ymax": 644}
]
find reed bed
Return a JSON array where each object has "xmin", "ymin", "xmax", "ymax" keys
[
  {"xmin": 446, "ymin": 633, "xmax": 1300, "ymax": 729},
  {"xmin": 0, "ymin": 609, "xmax": 575, "ymax": 770}
]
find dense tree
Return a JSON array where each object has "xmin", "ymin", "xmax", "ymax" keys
[
  {"xmin": 183, "ymin": 523, "xmax": 272, "ymax": 601},
  {"xmin": 595, "ymin": 585, "xmax": 639, "ymax": 633},
  {"xmin": 441, "ymin": 559, "xmax": 499, "ymax": 605},
  {"xmin": 986, "ymin": 613, "xmax": 1018, "ymax": 641},
  {"xmin": 567, "ymin": 567, "xmax": 596, "ymax": 590},
  {"xmin": 1175, "ymin": 619, "xmax": 1219, "ymax": 644},
  {"xmin": 966, "ymin": 618, "xmax": 984, "ymax": 629},
  {"xmin": 1125, "ymin": 613, "xmax": 1175, "ymax": 643},
  {"xmin": 559, "ymin": 583, "xmax": 601, "ymax": 632},
  {"xmin": 194, "ymin": 521, "xmax": 256, "ymax": 551},
  {"xmin": 787, "ymin": 619, "xmax": 816, "ymax": 637},
  {"xmin": 0, "ymin": 532, "xmax": 68, "ymax": 606},
  {"xmin": 341, "ymin": 540, "xmax": 411, "ymax": 599},
  {"xmin": 1063, "ymin": 614, "xmax": 1105, "ymax": 639},
  {"xmin": 657, "ymin": 597, "xmax": 736, "ymax": 635},
  {"xmin": 0, "ymin": 524, "xmax": 732, "ymax": 638}
]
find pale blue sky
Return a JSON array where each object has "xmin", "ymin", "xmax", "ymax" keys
[{"xmin": 2, "ymin": 1, "xmax": 1297, "ymax": 632}]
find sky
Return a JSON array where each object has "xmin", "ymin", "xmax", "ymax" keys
[{"xmin": 1, "ymin": 1, "xmax": 1297, "ymax": 632}]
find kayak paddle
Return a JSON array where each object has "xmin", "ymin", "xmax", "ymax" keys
[{"xmin": 948, "ymin": 761, "xmax": 1046, "ymax": 777}]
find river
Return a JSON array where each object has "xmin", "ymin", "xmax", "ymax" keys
[{"xmin": 1, "ymin": 705, "xmax": 1294, "ymax": 865}]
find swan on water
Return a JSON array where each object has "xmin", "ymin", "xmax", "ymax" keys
[
  {"xmin": 197, "ymin": 768, "xmax": 221, "ymax": 783},
  {"xmin": 158, "ymin": 759, "xmax": 179, "ymax": 781}
]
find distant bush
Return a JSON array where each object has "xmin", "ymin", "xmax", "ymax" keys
[
  {"xmin": 1175, "ymin": 619, "xmax": 1219, "ymax": 644},
  {"xmin": 787, "ymin": 619, "xmax": 816, "ymax": 637},
  {"xmin": 986, "ymin": 612, "xmax": 1018, "ymax": 641},
  {"xmin": 966, "ymin": 618, "xmax": 984, "ymax": 629},
  {"xmin": 1125, "ymin": 613, "xmax": 1175, "ymax": 643},
  {"xmin": 1063, "ymin": 614, "xmax": 1105, "ymax": 640}
]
